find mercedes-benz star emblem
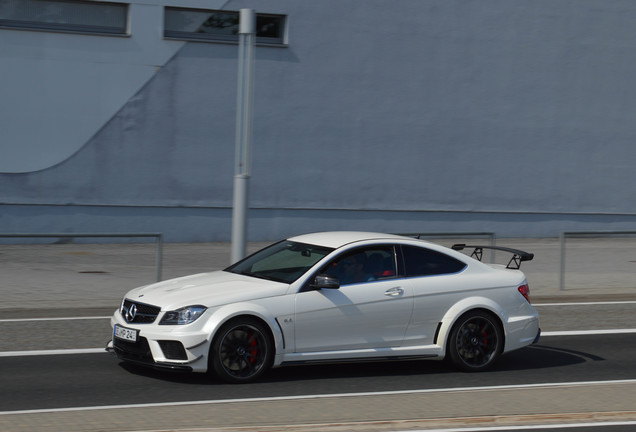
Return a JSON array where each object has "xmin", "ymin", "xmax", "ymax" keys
[{"xmin": 126, "ymin": 304, "xmax": 137, "ymax": 322}]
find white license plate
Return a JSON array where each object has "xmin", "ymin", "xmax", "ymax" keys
[{"xmin": 114, "ymin": 325, "xmax": 138, "ymax": 342}]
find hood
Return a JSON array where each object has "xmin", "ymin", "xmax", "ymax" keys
[{"xmin": 124, "ymin": 270, "xmax": 288, "ymax": 311}]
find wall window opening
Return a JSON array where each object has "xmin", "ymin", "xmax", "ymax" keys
[
  {"xmin": 0, "ymin": 0, "xmax": 128, "ymax": 35},
  {"xmin": 164, "ymin": 7, "xmax": 286, "ymax": 46}
]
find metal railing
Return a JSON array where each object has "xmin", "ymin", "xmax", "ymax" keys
[
  {"xmin": 0, "ymin": 233, "xmax": 164, "ymax": 281},
  {"xmin": 559, "ymin": 230, "xmax": 636, "ymax": 291}
]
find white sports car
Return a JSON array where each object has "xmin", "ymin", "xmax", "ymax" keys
[{"xmin": 108, "ymin": 231, "xmax": 540, "ymax": 383}]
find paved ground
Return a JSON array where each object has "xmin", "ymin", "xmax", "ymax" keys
[
  {"xmin": 1, "ymin": 236, "xmax": 635, "ymax": 312},
  {"xmin": 1, "ymin": 236, "xmax": 635, "ymax": 432},
  {"xmin": 3, "ymin": 381, "xmax": 636, "ymax": 432}
]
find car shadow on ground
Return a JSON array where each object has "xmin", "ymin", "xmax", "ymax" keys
[
  {"xmin": 491, "ymin": 344, "xmax": 603, "ymax": 372},
  {"xmin": 117, "ymin": 343, "xmax": 601, "ymax": 385},
  {"xmin": 262, "ymin": 343, "xmax": 599, "ymax": 383}
]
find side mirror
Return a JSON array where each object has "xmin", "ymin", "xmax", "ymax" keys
[{"xmin": 311, "ymin": 274, "xmax": 340, "ymax": 290}]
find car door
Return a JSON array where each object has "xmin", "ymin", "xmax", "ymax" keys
[{"xmin": 293, "ymin": 246, "xmax": 414, "ymax": 353}]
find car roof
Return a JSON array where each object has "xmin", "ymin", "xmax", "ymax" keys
[{"xmin": 287, "ymin": 231, "xmax": 421, "ymax": 249}]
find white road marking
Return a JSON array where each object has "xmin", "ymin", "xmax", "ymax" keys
[
  {"xmin": 0, "ymin": 316, "xmax": 110, "ymax": 323},
  {"xmin": 0, "ymin": 348, "xmax": 106, "ymax": 357},
  {"xmin": 0, "ymin": 300, "xmax": 633, "ymax": 323},
  {"xmin": 542, "ymin": 329, "xmax": 636, "ymax": 336},
  {"xmin": 0, "ymin": 301, "xmax": 632, "ymax": 323},
  {"xmin": 415, "ymin": 420, "xmax": 636, "ymax": 431},
  {"xmin": 1, "ymin": 379, "xmax": 635, "ymax": 416},
  {"xmin": 534, "ymin": 301, "xmax": 636, "ymax": 306},
  {"xmin": 0, "ymin": 329, "xmax": 633, "ymax": 357}
]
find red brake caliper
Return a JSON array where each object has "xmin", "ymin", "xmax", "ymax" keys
[
  {"xmin": 248, "ymin": 334, "xmax": 258, "ymax": 364},
  {"xmin": 482, "ymin": 324, "xmax": 488, "ymax": 349}
]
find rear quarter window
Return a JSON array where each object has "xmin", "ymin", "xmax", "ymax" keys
[{"xmin": 401, "ymin": 245, "xmax": 467, "ymax": 277}]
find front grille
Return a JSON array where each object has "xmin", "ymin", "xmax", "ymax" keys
[
  {"xmin": 158, "ymin": 340, "xmax": 188, "ymax": 360},
  {"xmin": 120, "ymin": 299, "xmax": 161, "ymax": 324},
  {"xmin": 113, "ymin": 336, "xmax": 193, "ymax": 372}
]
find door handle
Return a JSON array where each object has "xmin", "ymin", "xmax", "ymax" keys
[{"xmin": 384, "ymin": 287, "xmax": 404, "ymax": 297}]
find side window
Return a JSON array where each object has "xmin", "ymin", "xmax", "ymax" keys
[
  {"xmin": 321, "ymin": 246, "xmax": 397, "ymax": 286},
  {"xmin": 401, "ymin": 246, "xmax": 466, "ymax": 277}
]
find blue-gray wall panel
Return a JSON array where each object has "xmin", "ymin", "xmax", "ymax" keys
[{"xmin": 2, "ymin": 0, "xmax": 636, "ymax": 239}]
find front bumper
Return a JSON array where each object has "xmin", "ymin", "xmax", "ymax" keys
[
  {"xmin": 106, "ymin": 339, "xmax": 194, "ymax": 372},
  {"xmin": 109, "ymin": 313, "xmax": 211, "ymax": 373}
]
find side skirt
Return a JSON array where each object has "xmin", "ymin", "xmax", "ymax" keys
[
  {"xmin": 281, "ymin": 354, "xmax": 438, "ymax": 366},
  {"xmin": 277, "ymin": 345, "xmax": 443, "ymax": 366}
]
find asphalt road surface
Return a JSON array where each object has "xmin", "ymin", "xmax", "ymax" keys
[{"xmin": 1, "ymin": 302, "xmax": 635, "ymax": 432}]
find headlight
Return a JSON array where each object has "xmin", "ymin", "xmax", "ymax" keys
[{"xmin": 159, "ymin": 305, "xmax": 207, "ymax": 325}]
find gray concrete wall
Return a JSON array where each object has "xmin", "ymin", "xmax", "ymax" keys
[{"xmin": 2, "ymin": 0, "xmax": 636, "ymax": 240}]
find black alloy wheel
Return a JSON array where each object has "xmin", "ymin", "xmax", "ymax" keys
[
  {"xmin": 211, "ymin": 318, "xmax": 273, "ymax": 383},
  {"xmin": 447, "ymin": 310, "xmax": 503, "ymax": 371}
]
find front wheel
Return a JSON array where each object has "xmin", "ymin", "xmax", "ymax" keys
[
  {"xmin": 210, "ymin": 318, "xmax": 273, "ymax": 383},
  {"xmin": 447, "ymin": 310, "xmax": 503, "ymax": 372}
]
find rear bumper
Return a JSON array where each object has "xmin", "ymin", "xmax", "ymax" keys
[{"xmin": 504, "ymin": 315, "xmax": 540, "ymax": 352}]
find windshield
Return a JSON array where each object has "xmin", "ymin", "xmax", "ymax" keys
[{"xmin": 225, "ymin": 240, "xmax": 334, "ymax": 284}]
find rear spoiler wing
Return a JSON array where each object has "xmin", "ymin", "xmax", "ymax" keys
[{"xmin": 451, "ymin": 244, "xmax": 534, "ymax": 270}]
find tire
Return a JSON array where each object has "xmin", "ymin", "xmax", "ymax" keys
[
  {"xmin": 447, "ymin": 310, "xmax": 503, "ymax": 372},
  {"xmin": 210, "ymin": 318, "xmax": 273, "ymax": 383}
]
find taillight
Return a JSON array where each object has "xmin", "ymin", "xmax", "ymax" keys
[{"xmin": 518, "ymin": 284, "xmax": 531, "ymax": 303}]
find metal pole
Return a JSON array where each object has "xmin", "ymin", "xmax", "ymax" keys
[
  {"xmin": 156, "ymin": 233, "xmax": 163, "ymax": 282},
  {"xmin": 559, "ymin": 231, "xmax": 566, "ymax": 291},
  {"xmin": 231, "ymin": 9, "xmax": 256, "ymax": 264}
]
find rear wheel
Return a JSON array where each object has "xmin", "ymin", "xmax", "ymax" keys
[
  {"xmin": 447, "ymin": 310, "xmax": 503, "ymax": 372},
  {"xmin": 210, "ymin": 318, "xmax": 273, "ymax": 383}
]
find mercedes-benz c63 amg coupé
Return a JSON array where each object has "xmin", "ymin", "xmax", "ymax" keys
[{"xmin": 108, "ymin": 231, "xmax": 540, "ymax": 382}]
